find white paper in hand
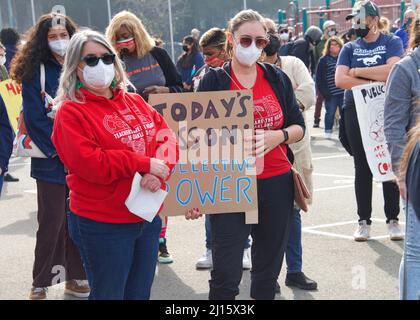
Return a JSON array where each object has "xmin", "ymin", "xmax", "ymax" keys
[{"xmin": 125, "ymin": 173, "xmax": 168, "ymax": 222}]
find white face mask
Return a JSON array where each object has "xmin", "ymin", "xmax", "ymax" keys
[
  {"xmin": 0, "ymin": 56, "xmax": 6, "ymax": 66},
  {"xmin": 81, "ymin": 59, "xmax": 115, "ymax": 90},
  {"xmin": 280, "ymin": 33, "xmax": 290, "ymax": 41},
  {"xmin": 49, "ymin": 39, "xmax": 70, "ymax": 57},
  {"xmin": 234, "ymin": 38, "xmax": 262, "ymax": 67},
  {"xmin": 328, "ymin": 30, "xmax": 337, "ymax": 37}
]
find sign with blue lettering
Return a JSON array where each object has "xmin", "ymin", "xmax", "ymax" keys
[{"xmin": 149, "ymin": 91, "xmax": 258, "ymax": 222}]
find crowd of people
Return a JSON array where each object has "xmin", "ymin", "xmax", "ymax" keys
[{"xmin": 0, "ymin": 0, "xmax": 419, "ymax": 300}]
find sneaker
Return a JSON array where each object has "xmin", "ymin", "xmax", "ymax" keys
[
  {"xmin": 196, "ymin": 249, "xmax": 213, "ymax": 270},
  {"xmin": 354, "ymin": 220, "xmax": 371, "ymax": 242},
  {"xmin": 325, "ymin": 132, "xmax": 333, "ymax": 139},
  {"xmin": 275, "ymin": 282, "xmax": 281, "ymax": 295},
  {"xmin": 388, "ymin": 220, "xmax": 404, "ymax": 241},
  {"xmin": 242, "ymin": 248, "xmax": 252, "ymax": 270},
  {"xmin": 313, "ymin": 120, "xmax": 320, "ymax": 128},
  {"xmin": 65, "ymin": 280, "xmax": 90, "ymax": 299},
  {"xmin": 4, "ymin": 173, "xmax": 19, "ymax": 182},
  {"xmin": 29, "ymin": 287, "xmax": 48, "ymax": 300},
  {"xmin": 158, "ymin": 238, "xmax": 174, "ymax": 264},
  {"xmin": 285, "ymin": 272, "xmax": 318, "ymax": 291}
]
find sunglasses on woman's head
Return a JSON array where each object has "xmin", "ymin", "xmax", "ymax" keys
[
  {"xmin": 235, "ymin": 35, "xmax": 269, "ymax": 49},
  {"xmin": 81, "ymin": 53, "xmax": 116, "ymax": 67}
]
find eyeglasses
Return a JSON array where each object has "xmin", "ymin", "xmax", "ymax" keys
[
  {"xmin": 235, "ymin": 35, "xmax": 269, "ymax": 49},
  {"xmin": 81, "ymin": 53, "xmax": 116, "ymax": 67}
]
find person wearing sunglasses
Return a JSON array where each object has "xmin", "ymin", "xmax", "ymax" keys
[
  {"xmin": 106, "ymin": 11, "xmax": 183, "ymax": 266},
  {"xmin": 52, "ymin": 30, "xmax": 178, "ymax": 300},
  {"xmin": 9, "ymin": 12, "xmax": 88, "ymax": 301},
  {"xmin": 335, "ymin": 0, "xmax": 404, "ymax": 242},
  {"xmin": 192, "ymin": 10, "xmax": 305, "ymax": 300},
  {"xmin": 106, "ymin": 11, "xmax": 183, "ymax": 101}
]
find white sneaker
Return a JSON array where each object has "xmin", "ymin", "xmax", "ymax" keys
[
  {"xmin": 325, "ymin": 132, "xmax": 333, "ymax": 139},
  {"xmin": 388, "ymin": 220, "xmax": 404, "ymax": 241},
  {"xmin": 242, "ymin": 248, "xmax": 252, "ymax": 270},
  {"xmin": 354, "ymin": 220, "xmax": 371, "ymax": 242},
  {"xmin": 196, "ymin": 249, "xmax": 213, "ymax": 270}
]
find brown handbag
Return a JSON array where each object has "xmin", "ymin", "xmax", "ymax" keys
[{"xmin": 279, "ymin": 145, "xmax": 312, "ymax": 213}]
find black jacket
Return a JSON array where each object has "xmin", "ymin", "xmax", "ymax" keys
[
  {"xmin": 197, "ymin": 61, "xmax": 306, "ymax": 163},
  {"xmin": 290, "ymin": 38, "xmax": 316, "ymax": 75},
  {"xmin": 149, "ymin": 46, "xmax": 183, "ymax": 93},
  {"xmin": 0, "ymin": 96, "xmax": 14, "ymax": 175}
]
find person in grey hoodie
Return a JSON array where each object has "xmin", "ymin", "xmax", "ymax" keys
[{"xmin": 384, "ymin": 13, "xmax": 420, "ymax": 300}]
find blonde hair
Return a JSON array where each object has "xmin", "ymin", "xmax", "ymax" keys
[
  {"xmin": 379, "ymin": 16, "xmax": 390, "ymax": 34},
  {"xmin": 409, "ymin": 11, "xmax": 420, "ymax": 49},
  {"xmin": 225, "ymin": 9, "xmax": 268, "ymax": 58},
  {"xmin": 105, "ymin": 10, "xmax": 155, "ymax": 59},
  {"xmin": 322, "ymin": 36, "xmax": 344, "ymax": 56},
  {"xmin": 56, "ymin": 29, "xmax": 132, "ymax": 105}
]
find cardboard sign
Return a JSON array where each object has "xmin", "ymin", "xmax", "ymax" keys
[
  {"xmin": 353, "ymin": 82, "xmax": 396, "ymax": 182},
  {"xmin": 149, "ymin": 90, "xmax": 259, "ymax": 223},
  {"xmin": 0, "ymin": 80, "xmax": 22, "ymax": 132}
]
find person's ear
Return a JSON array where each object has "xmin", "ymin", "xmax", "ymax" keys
[{"xmin": 226, "ymin": 32, "xmax": 234, "ymax": 45}]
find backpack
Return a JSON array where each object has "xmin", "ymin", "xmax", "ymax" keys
[{"xmin": 13, "ymin": 64, "xmax": 55, "ymax": 158}]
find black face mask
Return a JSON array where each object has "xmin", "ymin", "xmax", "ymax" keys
[
  {"xmin": 120, "ymin": 47, "xmax": 130, "ymax": 58},
  {"xmin": 263, "ymin": 34, "xmax": 281, "ymax": 56},
  {"xmin": 182, "ymin": 45, "xmax": 189, "ymax": 52},
  {"xmin": 355, "ymin": 26, "xmax": 370, "ymax": 38}
]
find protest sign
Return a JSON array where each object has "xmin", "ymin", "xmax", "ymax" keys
[
  {"xmin": 353, "ymin": 82, "xmax": 396, "ymax": 182},
  {"xmin": 149, "ymin": 90, "xmax": 259, "ymax": 223},
  {"xmin": 0, "ymin": 80, "xmax": 22, "ymax": 132}
]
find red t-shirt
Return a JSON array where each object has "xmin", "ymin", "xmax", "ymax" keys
[{"xmin": 230, "ymin": 65, "xmax": 291, "ymax": 179}]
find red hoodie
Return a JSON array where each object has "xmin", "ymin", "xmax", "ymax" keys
[{"xmin": 52, "ymin": 88, "xmax": 178, "ymax": 224}]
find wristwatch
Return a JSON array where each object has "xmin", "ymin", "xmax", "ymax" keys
[{"xmin": 281, "ymin": 129, "xmax": 289, "ymax": 143}]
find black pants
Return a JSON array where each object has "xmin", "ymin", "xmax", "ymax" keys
[
  {"xmin": 209, "ymin": 172, "xmax": 294, "ymax": 300},
  {"xmin": 344, "ymin": 106, "xmax": 400, "ymax": 225},
  {"xmin": 33, "ymin": 180, "xmax": 86, "ymax": 287}
]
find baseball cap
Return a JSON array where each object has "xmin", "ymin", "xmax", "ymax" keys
[
  {"xmin": 323, "ymin": 20, "xmax": 336, "ymax": 30},
  {"xmin": 346, "ymin": 0, "xmax": 380, "ymax": 21}
]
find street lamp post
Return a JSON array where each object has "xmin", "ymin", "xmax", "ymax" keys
[
  {"xmin": 168, "ymin": 0, "xmax": 175, "ymax": 62},
  {"xmin": 107, "ymin": 0, "xmax": 112, "ymax": 22},
  {"xmin": 31, "ymin": 0, "xmax": 36, "ymax": 25},
  {"xmin": 244, "ymin": 0, "xmax": 247, "ymax": 10}
]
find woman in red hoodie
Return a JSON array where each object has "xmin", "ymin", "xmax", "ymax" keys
[{"xmin": 52, "ymin": 30, "xmax": 178, "ymax": 300}]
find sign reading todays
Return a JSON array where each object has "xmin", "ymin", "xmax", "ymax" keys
[{"xmin": 149, "ymin": 90, "xmax": 259, "ymax": 223}]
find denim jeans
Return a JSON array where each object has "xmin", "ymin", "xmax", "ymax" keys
[
  {"xmin": 324, "ymin": 95, "xmax": 343, "ymax": 133},
  {"xmin": 285, "ymin": 208, "xmax": 303, "ymax": 274},
  {"xmin": 205, "ymin": 214, "xmax": 251, "ymax": 250},
  {"xmin": 400, "ymin": 201, "xmax": 420, "ymax": 300},
  {"xmin": 0, "ymin": 176, "xmax": 3, "ymax": 197},
  {"xmin": 68, "ymin": 211, "xmax": 162, "ymax": 300}
]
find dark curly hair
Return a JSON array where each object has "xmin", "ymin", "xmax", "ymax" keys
[
  {"xmin": 0, "ymin": 28, "xmax": 20, "ymax": 46},
  {"xmin": 10, "ymin": 13, "xmax": 77, "ymax": 83}
]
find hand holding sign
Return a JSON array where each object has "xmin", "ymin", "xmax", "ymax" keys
[{"xmin": 185, "ymin": 208, "xmax": 202, "ymax": 220}]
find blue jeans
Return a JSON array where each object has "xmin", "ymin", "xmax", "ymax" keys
[
  {"xmin": 400, "ymin": 202, "xmax": 420, "ymax": 300},
  {"xmin": 285, "ymin": 208, "xmax": 303, "ymax": 274},
  {"xmin": 0, "ymin": 176, "xmax": 3, "ymax": 197},
  {"xmin": 324, "ymin": 95, "xmax": 344, "ymax": 133},
  {"xmin": 67, "ymin": 212, "xmax": 162, "ymax": 300},
  {"xmin": 205, "ymin": 214, "xmax": 251, "ymax": 250}
]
